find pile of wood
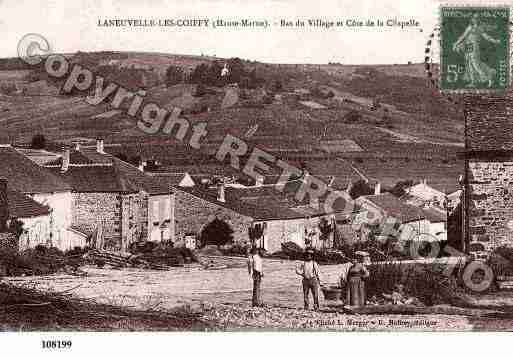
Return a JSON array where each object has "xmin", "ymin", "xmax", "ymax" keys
[
  {"xmin": 0, "ymin": 246, "xmax": 86, "ymax": 277},
  {"xmin": 84, "ymin": 250, "xmax": 176, "ymax": 270},
  {"xmin": 280, "ymin": 242, "xmax": 305, "ymax": 260},
  {"xmin": 279, "ymin": 242, "xmax": 350, "ymax": 264}
]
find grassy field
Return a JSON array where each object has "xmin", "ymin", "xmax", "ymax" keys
[{"xmin": 0, "ymin": 51, "xmax": 463, "ymax": 189}]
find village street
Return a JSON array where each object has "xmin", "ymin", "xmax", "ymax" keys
[
  {"xmin": 5, "ymin": 257, "xmax": 346, "ymax": 310},
  {"xmin": 3, "ymin": 257, "xmax": 485, "ymax": 330}
]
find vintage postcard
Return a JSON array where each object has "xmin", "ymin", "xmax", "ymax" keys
[{"xmin": 1, "ymin": 0, "xmax": 513, "ymax": 356}]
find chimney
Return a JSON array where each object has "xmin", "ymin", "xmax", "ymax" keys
[
  {"xmin": 61, "ymin": 149, "xmax": 70, "ymax": 173},
  {"xmin": 138, "ymin": 161, "xmax": 145, "ymax": 172},
  {"xmin": 374, "ymin": 182, "xmax": 381, "ymax": 195},
  {"xmin": 0, "ymin": 178, "xmax": 8, "ymax": 232},
  {"xmin": 217, "ymin": 183, "xmax": 226, "ymax": 203},
  {"xmin": 96, "ymin": 138, "xmax": 104, "ymax": 154},
  {"xmin": 74, "ymin": 142, "xmax": 81, "ymax": 151},
  {"xmin": 255, "ymin": 176, "xmax": 264, "ymax": 187}
]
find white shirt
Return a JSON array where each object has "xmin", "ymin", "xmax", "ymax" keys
[
  {"xmin": 297, "ymin": 260, "xmax": 321, "ymax": 280},
  {"xmin": 247, "ymin": 254, "xmax": 263, "ymax": 275}
]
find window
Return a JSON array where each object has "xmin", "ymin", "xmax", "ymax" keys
[{"xmin": 152, "ymin": 200, "xmax": 160, "ymax": 221}]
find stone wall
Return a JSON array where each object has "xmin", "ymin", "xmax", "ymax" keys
[
  {"xmin": 120, "ymin": 192, "xmax": 147, "ymax": 251},
  {"xmin": 173, "ymin": 190, "xmax": 253, "ymax": 247},
  {"xmin": 0, "ymin": 232, "xmax": 17, "ymax": 252},
  {"xmin": 468, "ymin": 160, "xmax": 513, "ymax": 250},
  {"xmin": 465, "ymin": 92, "xmax": 513, "ymax": 252},
  {"xmin": 72, "ymin": 192, "xmax": 121, "ymax": 250}
]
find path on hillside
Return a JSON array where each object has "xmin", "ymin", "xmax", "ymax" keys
[{"xmin": 375, "ymin": 127, "xmax": 464, "ymax": 147}]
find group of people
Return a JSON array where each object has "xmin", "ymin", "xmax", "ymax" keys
[{"xmin": 247, "ymin": 247, "xmax": 370, "ymax": 310}]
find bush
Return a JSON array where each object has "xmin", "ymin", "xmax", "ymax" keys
[
  {"xmin": 165, "ymin": 65, "xmax": 184, "ymax": 87},
  {"xmin": 262, "ymin": 94, "xmax": 274, "ymax": 104},
  {"xmin": 488, "ymin": 246, "xmax": 513, "ymax": 277},
  {"xmin": 344, "ymin": 110, "xmax": 362, "ymax": 123},
  {"xmin": 220, "ymin": 243, "xmax": 250, "ymax": 257},
  {"xmin": 366, "ymin": 262, "xmax": 460, "ymax": 306},
  {"xmin": 30, "ymin": 134, "xmax": 46, "ymax": 149},
  {"xmin": 199, "ymin": 219, "xmax": 234, "ymax": 247},
  {"xmin": 349, "ymin": 179, "xmax": 373, "ymax": 199}
]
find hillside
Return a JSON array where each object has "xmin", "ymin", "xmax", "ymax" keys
[{"xmin": 0, "ymin": 51, "xmax": 463, "ymax": 189}]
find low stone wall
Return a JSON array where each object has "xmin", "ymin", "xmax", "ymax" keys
[
  {"xmin": 468, "ymin": 160, "xmax": 513, "ymax": 251},
  {"xmin": 0, "ymin": 232, "xmax": 17, "ymax": 252}
]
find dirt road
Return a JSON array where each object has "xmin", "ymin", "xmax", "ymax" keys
[
  {"xmin": 6, "ymin": 257, "xmax": 344, "ymax": 310},
  {"xmin": 2, "ymin": 257, "xmax": 478, "ymax": 330}
]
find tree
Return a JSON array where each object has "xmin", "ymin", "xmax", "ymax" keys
[
  {"xmin": 165, "ymin": 65, "xmax": 184, "ymax": 87},
  {"xmin": 349, "ymin": 180, "xmax": 373, "ymax": 199},
  {"xmin": 344, "ymin": 110, "xmax": 362, "ymax": 123},
  {"xmin": 191, "ymin": 63, "xmax": 210, "ymax": 84},
  {"xmin": 318, "ymin": 218, "xmax": 334, "ymax": 250},
  {"xmin": 7, "ymin": 218, "xmax": 24, "ymax": 239},
  {"xmin": 30, "ymin": 134, "xmax": 46, "ymax": 149},
  {"xmin": 226, "ymin": 57, "xmax": 245, "ymax": 84},
  {"xmin": 389, "ymin": 180, "xmax": 414, "ymax": 198},
  {"xmin": 248, "ymin": 223, "xmax": 265, "ymax": 248},
  {"xmin": 199, "ymin": 218, "xmax": 234, "ymax": 247}
]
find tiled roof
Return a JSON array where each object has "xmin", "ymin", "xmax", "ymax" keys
[
  {"xmin": 359, "ymin": 193, "xmax": 427, "ymax": 223},
  {"xmin": 176, "ymin": 186, "xmax": 310, "ymax": 221},
  {"xmin": 49, "ymin": 166, "xmax": 139, "ymax": 193},
  {"xmin": 7, "ymin": 190, "xmax": 50, "ymax": 218},
  {"xmin": 421, "ymin": 207, "xmax": 447, "ymax": 223},
  {"xmin": 0, "ymin": 146, "xmax": 71, "ymax": 194},
  {"xmin": 14, "ymin": 148, "xmax": 61, "ymax": 166},
  {"xmin": 45, "ymin": 148, "xmax": 178, "ymax": 195},
  {"xmin": 352, "ymin": 157, "xmax": 462, "ymax": 194},
  {"xmin": 200, "ymin": 179, "xmax": 355, "ymax": 221},
  {"xmin": 44, "ymin": 151, "xmax": 97, "ymax": 166},
  {"xmin": 465, "ymin": 91, "xmax": 513, "ymax": 152},
  {"xmin": 145, "ymin": 172, "xmax": 193, "ymax": 191}
]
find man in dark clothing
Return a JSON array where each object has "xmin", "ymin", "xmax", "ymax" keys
[{"xmin": 296, "ymin": 248, "xmax": 322, "ymax": 310}]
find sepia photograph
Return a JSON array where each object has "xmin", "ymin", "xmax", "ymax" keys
[{"xmin": 1, "ymin": 0, "xmax": 513, "ymax": 356}]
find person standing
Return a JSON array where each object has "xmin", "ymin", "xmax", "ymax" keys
[
  {"xmin": 296, "ymin": 248, "xmax": 321, "ymax": 310},
  {"xmin": 346, "ymin": 251, "xmax": 370, "ymax": 307},
  {"xmin": 247, "ymin": 247, "xmax": 263, "ymax": 307}
]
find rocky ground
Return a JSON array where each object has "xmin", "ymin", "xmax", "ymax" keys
[
  {"xmin": 201, "ymin": 303, "xmax": 472, "ymax": 331},
  {"xmin": 4, "ymin": 256, "xmax": 513, "ymax": 331}
]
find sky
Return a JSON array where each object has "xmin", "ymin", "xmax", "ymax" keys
[{"xmin": 0, "ymin": 0, "xmax": 509, "ymax": 64}]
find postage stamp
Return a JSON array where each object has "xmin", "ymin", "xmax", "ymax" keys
[{"xmin": 440, "ymin": 6, "xmax": 510, "ymax": 92}]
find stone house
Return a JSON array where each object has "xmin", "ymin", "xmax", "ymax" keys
[
  {"xmin": 8, "ymin": 188, "xmax": 53, "ymax": 251},
  {"xmin": 44, "ymin": 141, "xmax": 203, "ymax": 251},
  {"xmin": 0, "ymin": 145, "xmax": 75, "ymax": 250},
  {"xmin": 0, "ymin": 178, "xmax": 51, "ymax": 251},
  {"xmin": 208, "ymin": 180, "xmax": 356, "ymax": 253},
  {"xmin": 39, "ymin": 140, "xmax": 356, "ymax": 253},
  {"xmin": 44, "ymin": 143, "xmax": 149, "ymax": 251},
  {"xmin": 355, "ymin": 193, "xmax": 447, "ymax": 242},
  {"xmin": 404, "ymin": 180, "xmax": 461, "ymax": 211},
  {"xmin": 464, "ymin": 91, "xmax": 513, "ymax": 252}
]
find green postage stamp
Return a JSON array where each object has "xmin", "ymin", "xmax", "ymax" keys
[{"xmin": 440, "ymin": 6, "xmax": 510, "ymax": 92}]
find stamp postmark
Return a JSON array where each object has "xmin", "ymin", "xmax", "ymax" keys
[{"xmin": 440, "ymin": 5, "xmax": 510, "ymax": 93}]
